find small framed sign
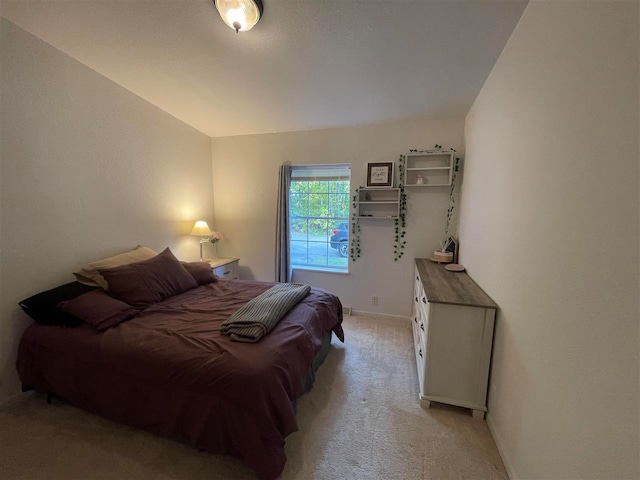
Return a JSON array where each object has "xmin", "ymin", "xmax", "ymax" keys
[{"xmin": 366, "ymin": 162, "xmax": 394, "ymax": 188}]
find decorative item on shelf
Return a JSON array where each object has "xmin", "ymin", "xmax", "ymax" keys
[
  {"xmin": 213, "ymin": 0, "xmax": 263, "ymax": 33},
  {"xmin": 208, "ymin": 231, "xmax": 224, "ymax": 258},
  {"xmin": 416, "ymin": 174, "xmax": 424, "ymax": 185},
  {"xmin": 190, "ymin": 220, "xmax": 213, "ymax": 261},
  {"xmin": 366, "ymin": 162, "xmax": 394, "ymax": 188}
]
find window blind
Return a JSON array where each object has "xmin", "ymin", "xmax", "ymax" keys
[{"xmin": 290, "ymin": 164, "xmax": 350, "ymax": 181}]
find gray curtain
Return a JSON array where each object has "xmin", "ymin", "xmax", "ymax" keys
[{"xmin": 275, "ymin": 164, "xmax": 291, "ymax": 282}]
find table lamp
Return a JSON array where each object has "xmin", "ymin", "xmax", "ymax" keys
[{"xmin": 190, "ymin": 220, "xmax": 212, "ymax": 261}]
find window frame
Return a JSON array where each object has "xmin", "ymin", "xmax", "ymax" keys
[{"xmin": 289, "ymin": 164, "xmax": 351, "ymax": 274}]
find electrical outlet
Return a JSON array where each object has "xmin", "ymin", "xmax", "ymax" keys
[{"xmin": 371, "ymin": 296, "xmax": 378, "ymax": 306}]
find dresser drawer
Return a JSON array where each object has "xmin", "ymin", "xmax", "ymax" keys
[
  {"xmin": 414, "ymin": 268, "xmax": 422, "ymax": 299},
  {"xmin": 213, "ymin": 262, "xmax": 237, "ymax": 279},
  {"xmin": 417, "ymin": 308, "xmax": 427, "ymax": 347}
]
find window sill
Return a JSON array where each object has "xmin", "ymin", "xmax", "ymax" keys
[{"xmin": 292, "ymin": 266, "xmax": 350, "ymax": 275}]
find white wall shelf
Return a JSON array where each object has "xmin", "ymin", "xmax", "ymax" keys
[
  {"xmin": 403, "ymin": 151, "xmax": 454, "ymax": 187},
  {"xmin": 357, "ymin": 188, "xmax": 400, "ymax": 219}
]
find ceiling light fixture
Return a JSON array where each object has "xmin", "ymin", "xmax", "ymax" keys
[{"xmin": 214, "ymin": 0, "xmax": 263, "ymax": 33}]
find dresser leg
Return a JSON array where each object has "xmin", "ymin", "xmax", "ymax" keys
[
  {"xmin": 419, "ymin": 396, "xmax": 431, "ymax": 409},
  {"xmin": 472, "ymin": 409, "xmax": 485, "ymax": 419}
]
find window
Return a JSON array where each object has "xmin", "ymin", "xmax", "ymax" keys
[{"xmin": 289, "ymin": 164, "xmax": 351, "ymax": 272}]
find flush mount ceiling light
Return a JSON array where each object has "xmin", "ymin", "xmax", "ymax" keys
[{"xmin": 214, "ymin": 0, "xmax": 263, "ymax": 33}]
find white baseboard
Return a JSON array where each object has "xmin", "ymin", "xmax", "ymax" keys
[
  {"xmin": 486, "ymin": 414, "xmax": 517, "ymax": 480},
  {"xmin": 0, "ymin": 390, "xmax": 32, "ymax": 411},
  {"xmin": 350, "ymin": 309, "xmax": 410, "ymax": 322}
]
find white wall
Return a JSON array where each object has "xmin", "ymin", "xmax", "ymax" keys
[
  {"xmin": 0, "ymin": 19, "xmax": 214, "ymax": 406},
  {"xmin": 458, "ymin": 2, "xmax": 639, "ymax": 479},
  {"xmin": 211, "ymin": 118, "xmax": 464, "ymax": 316}
]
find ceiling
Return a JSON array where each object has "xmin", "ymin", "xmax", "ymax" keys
[{"xmin": 1, "ymin": 1, "xmax": 527, "ymax": 138}]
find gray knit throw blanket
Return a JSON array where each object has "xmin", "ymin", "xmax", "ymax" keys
[{"xmin": 220, "ymin": 283, "xmax": 311, "ymax": 343}]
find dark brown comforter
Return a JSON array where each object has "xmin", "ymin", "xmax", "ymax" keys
[{"xmin": 16, "ymin": 280, "xmax": 344, "ymax": 479}]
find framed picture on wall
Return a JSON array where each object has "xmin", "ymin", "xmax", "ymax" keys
[{"xmin": 366, "ymin": 162, "xmax": 394, "ymax": 188}]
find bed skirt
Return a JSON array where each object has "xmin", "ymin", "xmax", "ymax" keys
[{"xmin": 300, "ymin": 330, "xmax": 332, "ymax": 397}]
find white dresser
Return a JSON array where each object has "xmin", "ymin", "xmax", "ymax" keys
[
  {"xmin": 207, "ymin": 258, "xmax": 239, "ymax": 280},
  {"xmin": 412, "ymin": 258, "xmax": 497, "ymax": 418}
]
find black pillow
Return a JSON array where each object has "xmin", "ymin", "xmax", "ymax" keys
[{"xmin": 19, "ymin": 281, "xmax": 99, "ymax": 326}]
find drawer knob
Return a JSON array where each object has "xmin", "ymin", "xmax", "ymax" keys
[
  {"xmin": 418, "ymin": 348, "xmax": 422, "ymax": 358},
  {"xmin": 415, "ymin": 297, "xmax": 418, "ymax": 302},
  {"xmin": 223, "ymin": 270, "xmax": 230, "ymax": 275},
  {"xmin": 420, "ymin": 323, "xmax": 424, "ymax": 331},
  {"xmin": 416, "ymin": 275, "xmax": 419, "ymax": 280},
  {"xmin": 413, "ymin": 316, "xmax": 417, "ymax": 323},
  {"xmin": 422, "ymin": 297, "xmax": 427, "ymax": 304}
]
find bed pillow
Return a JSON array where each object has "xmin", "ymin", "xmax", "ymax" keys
[
  {"xmin": 98, "ymin": 248, "xmax": 197, "ymax": 308},
  {"xmin": 58, "ymin": 289, "xmax": 138, "ymax": 331},
  {"xmin": 19, "ymin": 282, "xmax": 99, "ymax": 326},
  {"xmin": 182, "ymin": 262, "xmax": 218, "ymax": 285},
  {"xmin": 73, "ymin": 245, "xmax": 158, "ymax": 289}
]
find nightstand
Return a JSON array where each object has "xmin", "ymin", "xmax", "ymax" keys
[{"xmin": 207, "ymin": 257, "xmax": 239, "ymax": 280}]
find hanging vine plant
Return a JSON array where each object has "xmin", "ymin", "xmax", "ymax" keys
[
  {"xmin": 443, "ymin": 154, "xmax": 461, "ymax": 249},
  {"xmin": 394, "ymin": 155, "xmax": 408, "ymax": 261},
  {"xmin": 350, "ymin": 188, "xmax": 361, "ymax": 261}
]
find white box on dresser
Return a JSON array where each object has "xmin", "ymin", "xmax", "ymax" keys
[{"xmin": 412, "ymin": 258, "xmax": 497, "ymax": 419}]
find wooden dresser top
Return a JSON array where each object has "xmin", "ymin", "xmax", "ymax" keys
[{"xmin": 415, "ymin": 258, "xmax": 497, "ymax": 309}]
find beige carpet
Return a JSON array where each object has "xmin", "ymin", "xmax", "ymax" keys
[{"xmin": 0, "ymin": 315, "xmax": 507, "ymax": 480}]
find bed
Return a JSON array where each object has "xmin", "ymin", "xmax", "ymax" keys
[{"xmin": 16, "ymin": 272, "xmax": 344, "ymax": 479}]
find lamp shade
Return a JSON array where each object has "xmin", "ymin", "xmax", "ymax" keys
[
  {"xmin": 190, "ymin": 221, "xmax": 213, "ymax": 236},
  {"xmin": 214, "ymin": 0, "xmax": 263, "ymax": 33}
]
